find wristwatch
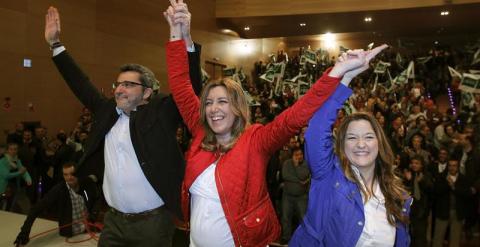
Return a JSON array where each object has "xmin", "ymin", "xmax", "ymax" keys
[{"xmin": 50, "ymin": 41, "xmax": 63, "ymax": 50}]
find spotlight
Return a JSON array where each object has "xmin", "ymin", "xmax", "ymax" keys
[
  {"xmin": 322, "ymin": 32, "xmax": 336, "ymax": 49},
  {"xmin": 299, "ymin": 23, "xmax": 306, "ymax": 27},
  {"xmin": 364, "ymin": 17, "xmax": 372, "ymax": 22},
  {"xmin": 244, "ymin": 26, "xmax": 250, "ymax": 31}
]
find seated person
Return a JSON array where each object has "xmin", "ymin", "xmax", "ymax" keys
[{"xmin": 14, "ymin": 162, "xmax": 99, "ymax": 246}]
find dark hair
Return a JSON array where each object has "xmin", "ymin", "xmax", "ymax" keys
[
  {"xmin": 57, "ymin": 133, "xmax": 67, "ymax": 143},
  {"xmin": 438, "ymin": 147, "xmax": 449, "ymax": 155},
  {"xmin": 119, "ymin": 64, "xmax": 158, "ymax": 89},
  {"xmin": 409, "ymin": 133, "xmax": 425, "ymax": 149},
  {"xmin": 62, "ymin": 162, "xmax": 76, "ymax": 170},
  {"xmin": 449, "ymin": 151, "xmax": 462, "ymax": 162},
  {"xmin": 409, "ymin": 155, "xmax": 424, "ymax": 165},
  {"xmin": 291, "ymin": 147, "xmax": 303, "ymax": 154},
  {"xmin": 6, "ymin": 142, "xmax": 18, "ymax": 148},
  {"xmin": 444, "ymin": 124, "xmax": 456, "ymax": 133}
]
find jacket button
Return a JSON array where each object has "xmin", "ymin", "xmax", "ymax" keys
[
  {"xmin": 335, "ymin": 182, "xmax": 340, "ymax": 188},
  {"xmin": 357, "ymin": 221, "xmax": 363, "ymax": 226},
  {"xmin": 256, "ymin": 218, "xmax": 260, "ymax": 222},
  {"xmin": 402, "ymin": 208, "xmax": 407, "ymax": 212}
]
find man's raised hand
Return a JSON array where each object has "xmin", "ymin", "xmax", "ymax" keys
[{"xmin": 45, "ymin": 6, "xmax": 61, "ymax": 45}]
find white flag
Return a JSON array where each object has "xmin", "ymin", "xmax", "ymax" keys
[
  {"xmin": 260, "ymin": 62, "xmax": 285, "ymax": 83},
  {"xmin": 394, "ymin": 70, "xmax": 408, "ymax": 85},
  {"xmin": 459, "ymin": 73, "xmax": 480, "ymax": 93},
  {"xmin": 201, "ymin": 68, "xmax": 210, "ymax": 83},
  {"xmin": 367, "ymin": 42, "xmax": 374, "ymax": 50},
  {"xmin": 469, "ymin": 69, "xmax": 480, "ymax": 74},
  {"xmin": 343, "ymin": 98, "xmax": 357, "ymax": 115},
  {"xmin": 461, "ymin": 92, "xmax": 475, "ymax": 108},
  {"xmin": 407, "ymin": 61, "xmax": 415, "ymax": 79},
  {"xmin": 291, "ymin": 73, "xmax": 307, "ymax": 82},
  {"xmin": 374, "ymin": 61, "xmax": 391, "ymax": 74},
  {"xmin": 302, "ymin": 50, "xmax": 317, "ymax": 64},
  {"xmin": 396, "ymin": 53, "xmax": 403, "ymax": 67},
  {"xmin": 472, "ymin": 49, "xmax": 480, "ymax": 65},
  {"xmin": 416, "ymin": 56, "xmax": 432, "ymax": 64},
  {"xmin": 385, "ymin": 69, "xmax": 394, "ymax": 92},
  {"xmin": 371, "ymin": 75, "xmax": 378, "ymax": 93},
  {"xmin": 297, "ymin": 80, "xmax": 311, "ymax": 99},
  {"xmin": 394, "ymin": 62, "xmax": 414, "ymax": 84},
  {"xmin": 448, "ymin": 66, "xmax": 462, "ymax": 79}
]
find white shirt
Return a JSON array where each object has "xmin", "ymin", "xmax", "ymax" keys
[
  {"xmin": 438, "ymin": 162, "xmax": 447, "ymax": 174},
  {"xmin": 103, "ymin": 109, "xmax": 163, "ymax": 213},
  {"xmin": 351, "ymin": 166, "xmax": 396, "ymax": 247},
  {"xmin": 460, "ymin": 151, "xmax": 467, "ymax": 175},
  {"xmin": 53, "ymin": 46, "xmax": 66, "ymax": 56},
  {"xmin": 189, "ymin": 162, "xmax": 234, "ymax": 247},
  {"xmin": 433, "ymin": 125, "xmax": 445, "ymax": 148},
  {"xmin": 447, "ymin": 173, "xmax": 458, "ymax": 183}
]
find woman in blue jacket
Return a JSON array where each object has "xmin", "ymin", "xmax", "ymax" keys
[{"xmin": 290, "ymin": 47, "xmax": 412, "ymax": 247}]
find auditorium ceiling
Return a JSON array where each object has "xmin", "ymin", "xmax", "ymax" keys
[{"xmin": 216, "ymin": 2, "xmax": 480, "ymax": 42}]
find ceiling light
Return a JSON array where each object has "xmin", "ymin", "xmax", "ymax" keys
[
  {"xmin": 299, "ymin": 23, "xmax": 306, "ymax": 27},
  {"xmin": 440, "ymin": 11, "xmax": 449, "ymax": 16},
  {"xmin": 364, "ymin": 17, "xmax": 372, "ymax": 22},
  {"xmin": 244, "ymin": 26, "xmax": 250, "ymax": 31},
  {"xmin": 321, "ymin": 32, "xmax": 336, "ymax": 50},
  {"xmin": 220, "ymin": 29, "xmax": 240, "ymax": 37}
]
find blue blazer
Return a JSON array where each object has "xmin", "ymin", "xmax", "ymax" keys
[{"xmin": 289, "ymin": 84, "xmax": 411, "ymax": 247}]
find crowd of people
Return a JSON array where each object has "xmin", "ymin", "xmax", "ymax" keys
[{"xmin": 1, "ymin": 0, "xmax": 480, "ymax": 246}]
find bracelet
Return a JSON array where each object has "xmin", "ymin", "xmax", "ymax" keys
[{"xmin": 50, "ymin": 42, "xmax": 62, "ymax": 50}]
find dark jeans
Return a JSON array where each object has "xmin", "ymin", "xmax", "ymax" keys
[
  {"xmin": 465, "ymin": 194, "xmax": 479, "ymax": 235},
  {"xmin": 281, "ymin": 193, "xmax": 307, "ymax": 241},
  {"xmin": 410, "ymin": 217, "xmax": 428, "ymax": 247},
  {"xmin": 98, "ymin": 207, "xmax": 175, "ymax": 247}
]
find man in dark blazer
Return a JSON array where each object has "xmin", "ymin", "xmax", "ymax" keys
[
  {"xmin": 432, "ymin": 155, "xmax": 470, "ymax": 247},
  {"xmin": 44, "ymin": 5, "xmax": 201, "ymax": 246}
]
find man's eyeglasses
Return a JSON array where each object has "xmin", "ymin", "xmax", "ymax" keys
[{"xmin": 112, "ymin": 81, "xmax": 151, "ymax": 89}]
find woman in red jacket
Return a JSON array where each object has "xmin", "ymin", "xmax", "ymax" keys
[{"xmin": 164, "ymin": 1, "xmax": 384, "ymax": 246}]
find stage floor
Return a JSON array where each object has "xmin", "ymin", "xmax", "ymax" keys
[
  {"xmin": 0, "ymin": 210, "xmax": 97, "ymax": 246},
  {"xmin": 5, "ymin": 210, "xmax": 476, "ymax": 247}
]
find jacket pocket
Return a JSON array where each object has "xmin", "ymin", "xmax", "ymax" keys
[{"xmin": 235, "ymin": 196, "xmax": 280, "ymax": 246}]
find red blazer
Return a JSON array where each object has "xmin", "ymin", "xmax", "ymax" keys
[{"xmin": 167, "ymin": 40, "xmax": 340, "ymax": 247}]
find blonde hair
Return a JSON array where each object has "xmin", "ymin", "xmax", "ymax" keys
[
  {"xmin": 199, "ymin": 78, "xmax": 250, "ymax": 152},
  {"xmin": 335, "ymin": 112, "xmax": 408, "ymax": 225}
]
